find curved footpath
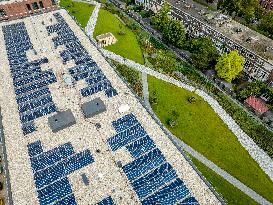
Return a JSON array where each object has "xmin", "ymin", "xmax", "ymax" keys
[{"xmin": 85, "ymin": 0, "xmax": 101, "ymax": 37}]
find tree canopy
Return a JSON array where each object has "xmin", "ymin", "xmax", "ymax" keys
[
  {"xmin": 151, "ymin": 2, "xmax": 186, "ymax": 48},
  {"xmin": 238, "ymin": 80, "xmax": 273, "ymax": 104},
  {"xmin": 215, "ymin": 50, "xmax": 244, "ymax": 82},
  {"xmin": 258, "ymin": 11, "xmax": 273, "ymax": 37},
  {"xmin": 189, "ymin": 37, "xmax": 219, "ymax": 70},
  {"xmin": 163, "ymin": 19, "xmax": 186, "ymax": 48},
  {"xmin": 218, "ymin": 0, "xmax": 263, "ymax": 22},
  {"xmin": 151, "ymin": 2, "xmax": 170, "ymax": 31}
]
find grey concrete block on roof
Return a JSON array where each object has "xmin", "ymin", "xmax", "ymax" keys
[
  {"xmin": 48, "ymin": 109, "xmax": 76, "ymax": 133},
  {"xmin": 81, "ymin": 98, "xmax": 106, "ymax": 118}
]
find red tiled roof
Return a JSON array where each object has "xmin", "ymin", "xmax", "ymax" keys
[{"xmin": 245, "ymin": 96, "xmax": 269, "ymax": 114}]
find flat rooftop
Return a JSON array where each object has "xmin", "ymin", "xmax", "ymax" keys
[
  {"xmin": 0, "ymin": 10, "xmax": 220, "ymax": 204},
  {"xmin": 168, "ymin": 0, "xmax": 273, "ymax": 64}
]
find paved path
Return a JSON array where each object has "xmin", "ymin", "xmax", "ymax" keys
[
  {"xmin": 141, "ymin": 72, "xmax": 151, "ymax": 110},
  {"xmin": 84, "ymin": 0, "xmax": 101, "ymax": 37},
  {"xmin": 102, "ymin": 49, "xmax": 273, "ymax": 205}
]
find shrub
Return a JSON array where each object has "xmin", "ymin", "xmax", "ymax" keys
[
  {"xmin": 188, "ymin": 96, "xmax": 196, "ymax": 104},
  {"xmin": 118, "ymin": 31, "xmax": 126, "ymax": 35},
  {"xmin": 149, "ymin": 36, "xmax": 166, "ymax": 50},
  {"xmin": 150, "ymin": 90, "xmax": 158, "ymax": 105},
  {"xmin": 167, "ymin": 118, "xmax": 177, "ymax": 127}
]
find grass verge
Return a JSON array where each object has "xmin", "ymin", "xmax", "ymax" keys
[
  {"xmin": 60, "ymin": 0, "xmax": 94, "ymax": 28},
  {"xmin": 94, "ymin": 9, "xmax": 144, "ymax": 64},
  {"xmin": 147, "ymin": 75, "xmax": 273, "ymax": 203}
]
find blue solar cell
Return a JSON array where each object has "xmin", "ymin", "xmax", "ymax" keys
[
  {"xmin": 54, "ymin": 194, "xmax": 77, "ymax": 205},
  {"xmin": 141, "ymin": 178, "xmax": 190, "ymax": 205},
  {"xmin": 97, "ymin": 196, "xmax": 115, "ymax": 205},
  {"xmin": 16, "ymin": 87, "xmax": 50, "ymax": 104},
  {"xmin": 22, "ymin": 123, "xmax": 37, "ymax": 135},
  {"xmin": 28, "ymin": 141, "xmax": 43, "ymax": 157},
  {"xmin": 132, "ymin": 162, "xmax": 177, "ymax": 199},
  {"xmin": 123, "ymin": 148, "xmax": 166, "ymax": 181},
  {"xmin": 105, "ymin": 88, "xmax": 118, "ymax": 98},
  {"xmin": 37, "ymin": 177, "xmax": 72, "ymax": 205},
  {"xmin": 47, "ymin": 14, "xmax": 117, "ymax": 98},
  {"xmin": 2, "ymin": 22, "xmax": 58, "ymax": 135},
  {"xmin": 112, "ymin": 113, "xmax": 138, "ymax": 133},
  {"xmin": 107, "ymin": 123, "xmax": 147, "ymax": 151},
  {"xmin": 126, "ymin": 135, "xmax": 156, "ymax": 158},
  {"xmin": 30, "ymin": 142, "xmax": 74, "ymax": 172},
  {"xmin": 34, "ymin": 150, "xmax": 94, "ymax": 189},
  {"xmin": 110, "ymin": 113, "xmax": 199, "ymax": 205},
  {"xmin": 177, "ymin": 196, "xmax": 199, "ymax": 205},
  {"xmin": 28, "ymin": 139, "xmax": 94, "ymax": 204}
]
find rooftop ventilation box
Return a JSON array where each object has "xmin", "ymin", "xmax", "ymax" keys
[
  {"xmin": 48, "ymin": 109, "xmax": 76, "ymax": 133},
  {"xmin": 81, "ymin": 98, "xmax": 106, "ymax": 118}
]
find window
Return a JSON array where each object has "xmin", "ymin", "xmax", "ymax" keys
[
  {"xmin": 0, "ymin": 9, "xmax": 6, "ymax": 17},
  {"xmin": 39, "ymin": 1, "xmax": 44, "ymax": 8},
  {"xmin": 26, "ymin": 4, "xmax": 31, "ymax": 11},
  {"xmin": 32, "ymin": 2, "xmax": 39, "ymax": 10},
  {"xmin": 51, "ymin": 0, "xmax": 57, "ymax": 5}
]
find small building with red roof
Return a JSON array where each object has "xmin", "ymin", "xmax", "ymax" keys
[{"xmin": 244, "ymin": 96, "xmax": 269, "ymax": 116}]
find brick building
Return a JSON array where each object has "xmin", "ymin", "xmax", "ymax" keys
[{"xmin": 0, "ymin": 0, "xmax": 58, "ymax": 21}]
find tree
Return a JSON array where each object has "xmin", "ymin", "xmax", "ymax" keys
[
  {"xmin": 189, "ymin": 37, "xmax": 219, "ymax": 70},
  {"xmin": 215, "ymin": 50, "xmax": 244, "ymax": 82},
  {"xmin": 151, "ymin": 2, "xmax": 170, "ymax": 31},
  {"xmin": 238, "ymin": 80, "xmax": 267, "ymax": 99},
  {"xmin": 218, "ymin": 0, "xmax": 262, "ymax": 22},
  {"xmin": 258, "ymin": 11, "xmax": 273, "ymax": 36},
  {"xmin": 162, "ymin": 19, "xmax": 186, "ymax": 48}
]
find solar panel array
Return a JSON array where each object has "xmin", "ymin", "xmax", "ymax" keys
[
  {"xmin": 108, "ymin": 114, "xmax": 199, "ymax": 205},
  {"xmin": 0, "ymin": 12, "xmax": 205, "ymax": 205},
  {"xmin": 46, "ymin": 13, "xmax": 118, "ymax": 98},
  {"xmin": 27, "ymin": 140, "xmax": 94, "ymax": 205},
  {"xmin": 2, "ymin": 22, "xmax": 58, "ymax": 135}
]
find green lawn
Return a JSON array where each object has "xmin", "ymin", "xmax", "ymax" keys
[
  {"xmin": 148, "ymin": 75, "xmax": 273, "ymax": 203},
  {"xmin": 190, "ymin": 156, "xmax": 259, "ymax": 205},
  {"xmin": 60, "ymin": 0, "xmax": 94, "ymax": 28},
  {"xmin": 94, "ymin": 9, "xmax": 144, "ymax": 64}
]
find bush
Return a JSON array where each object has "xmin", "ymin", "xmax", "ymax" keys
[
  {"xmin": 167, "ymin": 118, "xmax": 177, "ymax": 127},
  {"xmin": 150, "ymin": 91, "xmax": 158, "ymax": 105},
  {"xmin": 149, "ymin": 36, "xmax": 166, "ymax": 50},
  {"xmin": 167, "ymin": 110, "xmax": 180, "ymax": 127},
  {"xmin": 188, "ymin": 96, "xmax": 196, "ymax": 104},
  {"xmin": 118, "ymin": 31, "xmax": 126, "ymax": 35},
  {"xmin": 139, "ymin": 10, "xmax": 154, "ymax": 18}
]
